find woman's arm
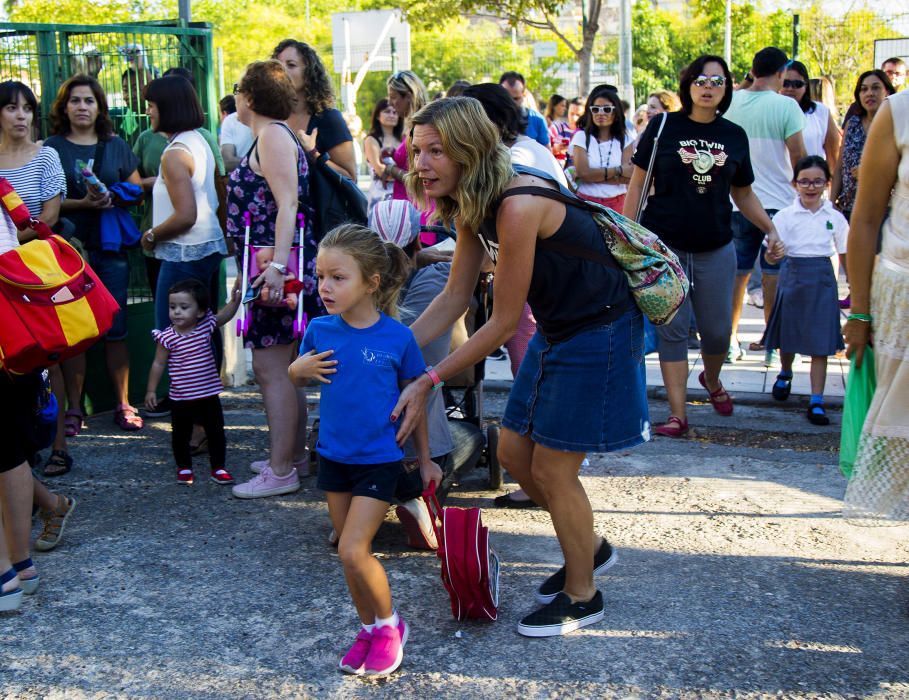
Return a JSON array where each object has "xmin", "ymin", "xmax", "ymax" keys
[
  {"xmin": 393, "ymin": 194, "xmax": 543, "ymax": 441},
  {"xmin": 844, "ymin": 101, "xmax": 898, "ymax": 369},
  {"xmin": 408, "ymin": 221, "xmax": 488, "ymax": 348},
  {"xmin": 364, "ymin": 135, "xmax": 386, "ymax": 177},
  {"xmin": 298, "ymin": 126, "xmax": 358, "ymax": 181},
  {"xmin": 573, "ymin": 141, "xmax": 626, "ymax": 184},
  {"xmin": 17, "ymin": 195, "xmax": 62, "ymax": 243},
  {"xmin": 140, "ymin": 150, "xmax": 196, "ymax": 251},
  {"xmin": 824, "ymin": 111, "xmax": 842, "ymax": 175},
  {"xmin": 615, "ymin": 142, "xmax": 633, "ymax": 185},
  {"xmin": 830, "ymin": 122, "xmax": 848, "ymax": 206},
  {"xmin": 731, "ymin": 184, "xmax": 783, "ymax": 258},
  {"xmin": 256, "ymin": 123, "xmax": 299, "ymax": 300},
  {"xmin": 622, "ymin": 165, "xmax": 647, "ymax": 219}
]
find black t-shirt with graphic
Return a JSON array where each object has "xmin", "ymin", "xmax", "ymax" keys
[{"xmin": 632, "ymin": 112, "xmax": 754, "ymax": 253}]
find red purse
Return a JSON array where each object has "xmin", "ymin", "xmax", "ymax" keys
[
  {"xmin": 423, "ymin": 482, "xmax": 500, "ymax": 621},
  {"xmin": 0, "ymin": 178, "xmax": 119, "ymax": 373}
]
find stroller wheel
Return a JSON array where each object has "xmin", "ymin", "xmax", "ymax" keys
[{"xmin": 486, "ymin": 425, "xmax": 502, "ymax": 489}]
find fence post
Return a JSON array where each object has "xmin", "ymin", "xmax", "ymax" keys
[{"xmin": 792, "ymin": 13, "xmax": 800, "ymax": 60}]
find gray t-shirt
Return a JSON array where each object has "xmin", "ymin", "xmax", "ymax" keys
[
  {"xmin": 45, "ymin": 134, "xmax": 139, "ymax": 250},
  {"xmin": 399, "ymin": 261, "xmax": 454, "ymax": 460}
]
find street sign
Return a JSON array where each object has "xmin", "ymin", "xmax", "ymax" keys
[
  {"xmin": 533, "ymin": 41, "xmax": 558, "ymax": 58},
  {"xmin": 331, "ymin": 10, "xmax": 410, "ymax": 73}
]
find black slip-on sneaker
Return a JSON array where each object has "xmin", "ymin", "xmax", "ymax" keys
[
  {"xmin": 517, "ymin": 591, "xmax": 605, "ymax": 637},
  {"xmin": 536, "ymin": 539, "xmax": 617, "ymax": 605}
]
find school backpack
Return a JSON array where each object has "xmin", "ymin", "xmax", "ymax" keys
[
  {"xmin": 423, "ymin": 483, "xmax": 500, "ymax": 622},
  {"xmin": 0, "ymin": 178, "xmax": 119, "ymax": 374}
]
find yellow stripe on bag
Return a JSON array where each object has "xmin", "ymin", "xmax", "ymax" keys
[
  {"xmin": 1, "ymin": 189, "xmax": 24, "ymax": 214},
  {"xmin": 0, "ymin": 239, "xmax": 78, "ymax": 288},
  {"xmin": 56, "ymin": 297, "xmax": 99, "ymax": 346}
]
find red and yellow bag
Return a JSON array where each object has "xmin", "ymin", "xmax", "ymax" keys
[{"xmin": 0, "ymin": 177, "xmax": 119, "ymax": 374}]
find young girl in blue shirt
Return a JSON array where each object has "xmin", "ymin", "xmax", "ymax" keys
[{"xmin": 289, "ymin": 224, "xmax": 441, "ymax": 677}]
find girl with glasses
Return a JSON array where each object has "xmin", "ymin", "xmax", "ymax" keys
[
  {"xmin": 569, "ymin": 86, "xmax": 634, "ymax": 210},
  {"xmin": 779, "ymin": 61, "xmax": 841, "ymax": 173},
  {"xmin": 762, "ymin": 156, "xmax": 848, "ymax": 425}
]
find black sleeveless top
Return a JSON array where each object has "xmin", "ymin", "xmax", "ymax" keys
[{"xmin": 477, "ymin": 186, "xmax": 631, "ymax": 342}]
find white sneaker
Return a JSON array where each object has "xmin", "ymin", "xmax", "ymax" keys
[{"xmin": 395, "ymin": 498, "xmax": 438, "ymax": 550}]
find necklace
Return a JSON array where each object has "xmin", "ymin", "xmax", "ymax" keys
[{"xmin": 599, "ymin": 135, "xmax": 613, "ymax": 173}]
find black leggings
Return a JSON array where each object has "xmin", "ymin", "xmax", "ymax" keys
[{"xmin": 171, "ymin": 396, "xmax": 226, "ymax": 470}]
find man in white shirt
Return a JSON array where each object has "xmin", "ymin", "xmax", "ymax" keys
[
  {"xmin": 724, "ymin": 47, "xmax": 807, "ymax": 360},
  {"xmin": 220, "ymin": 110, "xmax": 253, "ymax": 173}
]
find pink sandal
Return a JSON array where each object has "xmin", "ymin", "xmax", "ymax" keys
[
  {"xmin": 114, "ymin": 404, "xmax": 144, "ymax": 431},
  {"xmin": 64, "ymin": 409, "xmax": 84, "ymax": 438},
  {"xmin": 654, "ymin": 416, "xmax": 689, "ymax": 438},
  {"xmin": 698, "ymin": 371, "xmax": 734, "ymax": 416}
]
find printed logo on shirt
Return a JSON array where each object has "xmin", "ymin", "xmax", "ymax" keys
[
  {"xmin": 677, "ymin": 140, "xmax": 728, "ymax": 194},
  {"xmin": 478, "ymin": 235, "xmax": 499, "ymax": 264},
  {"xmin": 361, "ymin": 347, "xmax": 395, "ymax": 368}
]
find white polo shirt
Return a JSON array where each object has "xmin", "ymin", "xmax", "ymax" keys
[{"xmin": 771, "ymin": 197, "xmax": 848, "ymax": 257}]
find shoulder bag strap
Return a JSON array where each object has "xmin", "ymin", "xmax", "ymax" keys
[{"xmin": 634, "ymin": 111, "xmax": 667, "ymax": 223}]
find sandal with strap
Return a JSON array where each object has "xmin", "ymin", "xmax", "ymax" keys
[
  {"xmin": 114, "ymin": 404, "xmax": 144, "ymax": 431},
  {"xmin": 654, "ymin": 415, "xmax": 689, "ymax": 438},
  {"xmin": 13, "ymin": 558, "xmax": 39, "ymax": 595},
  {"xmin": 42, "ymin": 449, "xmax": 73, "ymax": 477},
  {"xmin": 64, "ymin": 409, "xmax": 84, "ymax": 438},
  {"xmin": 772, "ymin": 372, "xmax": 793, "ymax": 401},
  {"xmin": 34, "ymin": 495, "xmax": 76, "ymax": 552},
  {"xmin": 0, "ymin": 567, "xmax": 23, "ymax": 612},
  {"xmin": 699, "ymin": 371, "xmax": 734, "ymax": 416},
  {"xmin": 807, "ymin": 403, "xmax": 830, "ymax": 426}
]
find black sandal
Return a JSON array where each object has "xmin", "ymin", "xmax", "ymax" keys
[
  {"xmin": 42, "ymin": 450, "xmax": 73, "ymax": 477},
  {"xmin": 807, "ymin": 403, "xmax": 830, "ymax": 426},
  {"xmin": 493, "ymin": 492, "xmax": 541, "ymax": 509}
]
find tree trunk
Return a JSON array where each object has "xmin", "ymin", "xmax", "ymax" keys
[{"xmin": 578, "ymin": 45, "xmax": 592, "ymax": 96}]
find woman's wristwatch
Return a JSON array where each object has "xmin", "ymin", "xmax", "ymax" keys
[
  {"xmin": 143, "ymin": 229, "xmax": 155, "ymax": 243},
  {"xmin": 268, "ymin": 261, "xmax": 288, "ymax": 274}
]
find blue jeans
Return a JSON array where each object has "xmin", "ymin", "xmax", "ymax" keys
[
  {"xmin": 154, "ymin": 253, "xmax": 224, "ymax": 331},
  {"xmin": 88, "ymin": 250, "xmax": 130, "ymax": 341}
]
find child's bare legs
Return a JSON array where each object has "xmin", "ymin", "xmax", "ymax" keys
[
  {"xmin": 0, "ymin": 463, "xmax": 36, "ymax": 581},
  {"xmin": 810, "ymin": 356, "xmax": 828, "ymax": 396},
  {"xmin": 328, "ymin": 492, "xmax": 394, "ymax": 624}
]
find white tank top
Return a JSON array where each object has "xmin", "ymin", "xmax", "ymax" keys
[
  {"xmin": 152, "ymin": 130, "xmax": 225, "ymax": 261},
  {"xmin": 803, "ymin": 102, "xmax": 829, "ymax": 160},
  {"xmin": 882, "ymin": 91, "xmax": 909, "ymax": 273}
]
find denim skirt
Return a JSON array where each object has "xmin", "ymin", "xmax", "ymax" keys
[{"xmin": 502, "ymin": 309, "xmax": 651, "ymax": 453}]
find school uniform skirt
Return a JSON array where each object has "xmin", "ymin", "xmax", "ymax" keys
[{"xmin": 763, "ymin": 256, "xmax": 845, "ymax": 356}]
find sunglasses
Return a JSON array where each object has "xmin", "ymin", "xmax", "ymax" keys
[
  {"xmin": 795, "ymin": 178, "xmax": 827, "ymax": 188},
  {"xmin": 783, "ymin": 79, "xmax": 806, "ymax": 89},
  {"xmin": 589, "ymin": 105, "xmax": 615, "ymax": 115},
  {"xmin": 693, "ymin": 75, "xmax": 726, "ymax": 88}
]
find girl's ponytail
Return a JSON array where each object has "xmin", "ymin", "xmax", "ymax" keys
[{"xmin": 376, "ymin": 241, "xmax": 411, "ymax": 318}]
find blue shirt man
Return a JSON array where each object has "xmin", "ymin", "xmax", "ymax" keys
[{"xmin": 500, "ymin": 70, "xmax": 551, "ymax": 147}]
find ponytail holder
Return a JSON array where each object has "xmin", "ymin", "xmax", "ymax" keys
[{"xmin": 847, "ymin": 313, "xmax": 873, "ymax": 323}]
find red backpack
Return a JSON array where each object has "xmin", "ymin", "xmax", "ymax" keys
[
  {"xmin": 423, "ymin": 483, "xmax": 501, "ymax": 621},
  {"xmin": 0, "ymin": 178, "xmax": 119, "ymax": 374}
]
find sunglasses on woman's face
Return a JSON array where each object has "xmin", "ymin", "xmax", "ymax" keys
[
  {"xmin": 693, "ymin": 75, "xmax": 726, "ymax": 88},
  {"xmin": 589, "ymin": 105, "xmax": 615, "ymax": 115},
  {"xmin": 783, "ymin": 79, "xmax": 806, "ymax": 89}
]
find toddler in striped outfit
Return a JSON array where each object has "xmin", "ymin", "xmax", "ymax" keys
[{"xmin": 145, "ymin": 278, "xmax": 240, "ymax": 485}]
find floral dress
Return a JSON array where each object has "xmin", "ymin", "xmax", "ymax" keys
[
  {"xmin": 225, "ymin": 125, "xmax": 322, "ymax": 349},
  {"xmin": 838, "ymin": 115, "xmax": 866, "ymax": 216}
]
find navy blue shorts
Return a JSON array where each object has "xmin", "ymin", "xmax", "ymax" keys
[
  {"xmin": 88, "ymin": 250, "xmax": 130, "ymax": 340},
  {"xmin": 317, "ymin": 455, "xmax": 404, "ymax": 503},
  {"xmin": 731, "ymin": 210, "xmax": 780, "ymax": 275},
  {"xmin": 503, "ymin": 309, "xmax": 651, "ymax": 453}
]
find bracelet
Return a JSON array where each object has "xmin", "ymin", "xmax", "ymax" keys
[
  {"xmin": 424, "ymin": 365, "xmax": 444, "ymax": 391},
  {"xmin": 847, "ymin": 313, "xmax": 873, "ymax": 322}
]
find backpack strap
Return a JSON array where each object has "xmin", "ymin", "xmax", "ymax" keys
[
  {"xmin": 0, "ymin": 177, "xmax": 53, "ymax": 239},
  {"xmin": 497, "ymin": 183, "xmax": 618, "ymax": 268}
]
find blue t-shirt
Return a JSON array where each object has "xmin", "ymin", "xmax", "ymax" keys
[
  {"xmin": 525, "ymin": 108, "xmax": 551, "ymax": 147},
  {"xmin": 302, "ymin": 313, "xmax": 425, "ymax": 464}
]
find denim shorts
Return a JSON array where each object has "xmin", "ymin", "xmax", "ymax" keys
[
  {"xmin": 317, "ymin": 455, "xmax": 404, "ymax": 503},
  {"xmin": 731, "ymin": 210, "xmax": 780, "ymax": 275},
  {"xmin": 88, "ymin": 250, "xmax": 130, "ymax": 340},
  {"xmin": 503, "ymin": 309, "xmax": 651, "ymax": 453}
]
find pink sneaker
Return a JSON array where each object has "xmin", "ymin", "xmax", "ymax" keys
[
  {"xmin": 250, "ymin": 457, "xmax": 310, "ymax": 475},
  {"xmin": 339, "ymin": 628, "xmax": 372, "ymax": 675},
  {"xmin": 231, "ymin": 466, "xmax": 300, "ymax": 499},
  {"xmin": 364, "ymin": 617, "xmax": 409, "ymax": 676}
]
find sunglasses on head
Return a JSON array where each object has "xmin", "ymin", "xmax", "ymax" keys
[
  {"xmin": 783, "ymin": 79, "xmax": 806, "ymax": 89},
  {"xmin": 589, "ymin": 105, "xmax": 615, "ymax": 115},
  {"xmin": 693, "ymin": 75, "xmax": 726, "ymax": 88}
]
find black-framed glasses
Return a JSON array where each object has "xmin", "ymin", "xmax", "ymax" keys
[
  {"xmin": 589, "ymin": 105, "xmax": 615, "ymax": 114},
  {"xmin": 783, "ymin": 79, "xmax": 806, "ymax": 89},
  {"xmin": 693, "ymin": 75, "xmax": 726, "ymax": 88},
  {"xmin": 795, "ymin": 178, "xmax": 827, "ymax": 188}
]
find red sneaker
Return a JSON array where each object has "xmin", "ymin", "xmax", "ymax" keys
[
  {"xmin": 176, "ymin": 468, "xmax": 194, "ymax": 485},
  {"xmin": 210, "ymin": 468, "xmax": 235, "ymax": 485}
]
